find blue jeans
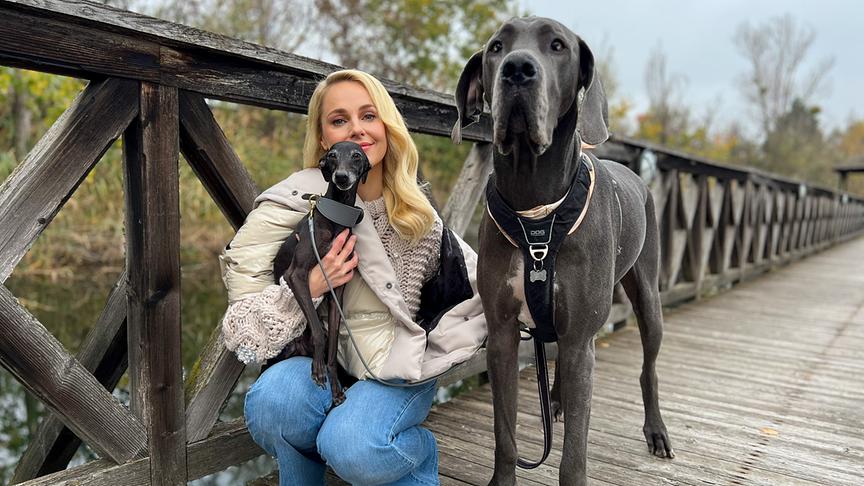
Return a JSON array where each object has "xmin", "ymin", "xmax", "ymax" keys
[{"xmin": 244, "ymin": 357, "xmax": 439, "ymax": 485}]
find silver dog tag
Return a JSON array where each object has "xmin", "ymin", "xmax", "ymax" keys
[{"xmin": 529, "ymin": 268, "xmax": 547, "ymax": 282}]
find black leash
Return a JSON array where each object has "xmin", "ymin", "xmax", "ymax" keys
[{"xmin": 517, "ymin": 337, "xmax": 553, "ymax": 469}]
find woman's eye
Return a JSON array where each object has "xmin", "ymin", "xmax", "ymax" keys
[
  {"xmin": 488, "ymin": 40, "xmax": 502, "ymax": 53},
  {"xmin": 331, "ymin": 118, "xmax": 346, "ymax": 126},
  {"xmin": 363, "ymin": 113, "xmax": 377, "ymax": 121},
  {"xmin": 551, "ymin": 39, "xmax": 565, "ymax": 51}
]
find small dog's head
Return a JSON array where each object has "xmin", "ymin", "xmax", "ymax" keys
[
  {"xmin": 452, "ymin": 17, "xmax": 608, "ymax": 156},
  {"xmin": 318, "ymin": 141, "xmax": 372, "ymax": 191}
]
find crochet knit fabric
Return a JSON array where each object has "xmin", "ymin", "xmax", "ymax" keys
[{"xmin": 221, "ymin": 196, "xmax": 443, "ymax": 364}]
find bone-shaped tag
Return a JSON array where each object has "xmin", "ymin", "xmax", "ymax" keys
[{"xmin": 529, "ymin": 268, "xmax": 547, "ymax": 282}]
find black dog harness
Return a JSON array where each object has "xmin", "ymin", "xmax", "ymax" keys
[{"xmin": 485, "ymin": 153, "xmax": 596, "ymax": 342}]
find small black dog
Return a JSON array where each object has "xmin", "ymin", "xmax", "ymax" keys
[{"xmin": 272, "ymin": 141, "xmax": 371, "ymax": 406}]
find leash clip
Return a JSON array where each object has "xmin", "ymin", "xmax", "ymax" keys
[
  {"xmin": 302, "ymin": 193, "xmax": 321, "ymax": 213},
  {"xmin": 529, "ymin": 244, "xmax": 549, "ymax": 261}
]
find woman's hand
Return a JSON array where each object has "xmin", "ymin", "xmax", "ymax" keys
[{"xmin": 308, "ymin": 229, "xmax": 359, "ymax": 299}]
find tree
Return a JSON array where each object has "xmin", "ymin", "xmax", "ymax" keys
[
  {"xmin": 141, "ymin": 0, "xmax": 315, "ymax": 51},
  {"xmin": 315, "ymin": 0, "xmax": 519, "ymax": 91},
  {"xmin": 761, "ymin": 98, "xmax": 832, "ymax": 185},
  {"xmin": 641, "ymin": 43, "xmax": 691, "ymax": 146},
  {"xmin": 734, "ymin": 14, "xmax": 834, "ymax": 141},
  {"xmin": 830, "ymin": 119, "xmax": 864, "ymax": 195}
]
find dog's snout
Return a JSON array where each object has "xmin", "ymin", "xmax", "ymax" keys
[
  {"xmin": 333, "ymin": 170, "xmax": 351, "ymax": 186},
  {"xmin": 501, "ymin": 53, "xmax": 538, "ymax": 86}
]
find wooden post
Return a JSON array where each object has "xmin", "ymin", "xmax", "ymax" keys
[
  {"xmin": 178, "ymin": 91, "xmax": 259, "ymax": 443},
  {"xmin": 441, "ymin": 143, "xmax": 493, "ymax": 237},
  {"xmin": 123, "ymin": 81, "xmax": 186, "ymax": 485}
]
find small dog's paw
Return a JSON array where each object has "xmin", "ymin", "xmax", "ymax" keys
[
  {"xmin": 551, "ymin": 399, "xmax": 564, "ymax": 422},
  {"xmin": 332, "ymin": 391, "xmax": 346, "ymax": 407},
  {"xmin": 311, "ymin": 363, "xmax": 328, "ymax": 388}
]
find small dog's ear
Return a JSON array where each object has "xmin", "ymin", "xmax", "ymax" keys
[
  {"xmin": 451, "ymin": 50, "xmax": 485, "ymax": 144},
  {"xmin": 576, "ymin": 37, "xmax": 609, "ymax": 146},
  {"xmin": 319, "ymin": 152, "xmax": 334, "ymax": 181},
  {"xmin": 361, "ymin": 157, "xmax": 371, "ymax": 184}
]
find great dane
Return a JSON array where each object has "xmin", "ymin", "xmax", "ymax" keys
[{"xmin": 452, "ymin": 17, "xmax": 674, "ymax": 485}]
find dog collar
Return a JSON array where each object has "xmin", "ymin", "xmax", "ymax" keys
[
  {"xmin": 305, "ymin": 194, "xmax": 364, "ymax": 228},
  {"xmin": 487, "ymin": 153, "xmax": 596, "ymax": 247}
]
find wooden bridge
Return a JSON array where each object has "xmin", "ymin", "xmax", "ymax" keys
[{"xmin": 1, "ymin": 1, "xmax": 862, "ymax": 485}]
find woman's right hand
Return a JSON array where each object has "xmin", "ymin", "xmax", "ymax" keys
[{"xmin": 308, "ymin": 229, "xmax": 359, "ymax": 299}]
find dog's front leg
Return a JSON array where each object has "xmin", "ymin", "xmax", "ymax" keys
[
  {"xmin": 557, "ymin": 339, "xmax": 596, "ymax": 486},
  {"xmin": 287, "ymin": 267, "xmax": 329, "ymax": 387},
  {"xmin": 326, "ymin": 285, "xmax": 346, "ymax": 406},
  {"xmin": 486, "ymin": 322, "xmax": 521, "ymax": 486}
]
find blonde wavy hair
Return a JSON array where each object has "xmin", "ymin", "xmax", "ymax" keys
[{"xmin": 303, "ymin": 70, "xmax": 437, "ymax": 243}]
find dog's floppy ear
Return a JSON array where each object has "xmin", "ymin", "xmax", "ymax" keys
[
  {"xmin": 319, "ymin": 152, "xmax": 334, "ymax": 182},
  {"xmin": 576, "ymin": 38, "xmax": 609, "ymax": 146},
  {"xmin": 451, "ymin": 50, "xmax": 485, "ymax": 144},
  {"xmin": 361, "ymin": 157, "xmax": 371, "ymax": 185}
]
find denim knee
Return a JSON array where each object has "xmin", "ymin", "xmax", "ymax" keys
[
  {"xmin": 318, "ymin": 407, "xmax": 437, "ymax": 484},
  {"xmin": 244, "ymin": 357, "xmax": 331, "ymax": 453}
]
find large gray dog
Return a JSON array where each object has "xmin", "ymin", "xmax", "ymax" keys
[{"xmin": 452, "ymin": 17, "xmax": 674, "ymax": 485}]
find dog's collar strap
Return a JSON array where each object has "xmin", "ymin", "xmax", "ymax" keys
[
  {"xmin": 484, "ymin": 153, "xmax": 596, "ymax": 342},
  {"xmin": 306, "ymin": 194, "xmax": 364, "ymax": 228}
]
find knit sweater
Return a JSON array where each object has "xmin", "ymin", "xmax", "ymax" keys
[{"xmin": 221, "ymin": 196, "xmax": 443, "ymax": 365}]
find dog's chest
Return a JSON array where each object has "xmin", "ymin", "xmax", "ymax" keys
[{"xmin": 506, "ymin": 254, "xmax": 560, "ymax": 330}]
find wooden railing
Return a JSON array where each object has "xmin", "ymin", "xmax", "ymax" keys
[
  {"xmin": 594, "ymin": 136, "xmax": 864, "ymax": 304},
  {"xmin": 1, "ymin": 1, "xmax": 863, "ymax": 485}
]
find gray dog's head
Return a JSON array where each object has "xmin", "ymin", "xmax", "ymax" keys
[
  {"xmin": 452, "ymin": 17, "xmax": 608, "ymax": 156},
  {"xmin": 319, "ymin": 141, "xmax": 372, "ymax": 191}
]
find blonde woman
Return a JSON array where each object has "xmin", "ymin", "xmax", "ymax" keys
[{"xmin": 220, "ymin": 70, "xmax": 487, "ymax": 485}]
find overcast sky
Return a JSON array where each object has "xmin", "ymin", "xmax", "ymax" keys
[{"xmin": 519, "ymin": 0, "xmax": 862, "ymax": 135}]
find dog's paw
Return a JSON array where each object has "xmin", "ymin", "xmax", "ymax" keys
[
  {"xmin": 643, "ymin": 424, "xmax": 675, "ymax": 459},
  {"xmin": 331, "ymin": 390, "xmax": 346, "ymax": 407},
  {"xmin": 551, "ymin": 399, "xmax": 564, "ymax": 422},
  {"xmin": 311, "ymin": 361, "xmax": 328, "ymax": 388}
]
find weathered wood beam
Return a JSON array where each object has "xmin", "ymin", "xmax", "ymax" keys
[
  {"xmin": 123, "ymin": 82, "xmax": 186, "ymax": 485},
  {"xmin": 441, "ymin": 143, "xmax": 493, "ymax": 237},
  {"xmin": 179, "ymin": 91, "xmax": 259, "ymax": 229},
  {"xmin": 11, "ymin": 272, "xmax": 129, "ymax": 483},
  {"xmin": 0, "ymin": 0, "xmax": 492, "ymax": 142},
  {"xmin": 15, "ymin": 418, "xmax": 264, "ymax": 486},
  {"xmin": 0, "ymin": 77, "xmax": 138, "ymax": 283},
  {"xmin": 0, "ymin": 285, "xmax": 146, "ymax": 463}
]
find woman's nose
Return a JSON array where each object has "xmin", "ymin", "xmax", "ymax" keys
[{"xmin": 348, "ymin": 120, "xmax": 365, "ymax": 138}]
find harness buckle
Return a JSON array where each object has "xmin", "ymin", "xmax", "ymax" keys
[{"xmin": 529, "ymin": 244, "xmax": 549, "ymax": 261}]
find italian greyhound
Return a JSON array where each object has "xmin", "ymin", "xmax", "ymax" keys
[{"xmin": 272, "ymin": 141, "xmax": 370, "ymax": 407}]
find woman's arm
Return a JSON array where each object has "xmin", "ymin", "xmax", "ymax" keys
[{"xmin": 221, "ymin": 279, "xmax": 322, "ymax": 364}]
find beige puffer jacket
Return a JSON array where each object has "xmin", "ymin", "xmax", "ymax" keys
[{"xmin": 221, "ymin": 168, "xmax": 487, "ymax": 382}]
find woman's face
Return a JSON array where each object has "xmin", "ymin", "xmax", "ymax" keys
[{"xmin": 319, "ymin": 81, "xmax": 388, "ymax": 168}]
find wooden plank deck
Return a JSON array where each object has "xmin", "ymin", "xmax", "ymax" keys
[{"xmin": 427, "ymin": 235, "xmax": 864, "ymax": 485}]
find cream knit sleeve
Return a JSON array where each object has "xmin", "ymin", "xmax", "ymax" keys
[{"xmin": 221, "ymin": 277, "xmax": 323, "ymax": 365}]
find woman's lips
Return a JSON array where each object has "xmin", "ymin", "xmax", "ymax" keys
[{"xmin": 359, "ymin": 142, "xmax": 373, "ymax": 152}]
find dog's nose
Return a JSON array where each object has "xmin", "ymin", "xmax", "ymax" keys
[
  {"xmin": 501, "ymin": 53, "xmax": 538, "ymax": 86},
  {"xmin": 333, "ymin": 171, "xmax": 351, "ymax": 187}
]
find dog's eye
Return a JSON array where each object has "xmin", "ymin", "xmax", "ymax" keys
[
  {"xmin": 551, "ymin": 39, "xmax": 565, "ymax": 51},
  {"xmin": 352, "ymin": 152, "xmax": 361, "ymax": 160},
  {"xmin": 488, "ymin": 40, "xmax": 502, "ymax": 53}
]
